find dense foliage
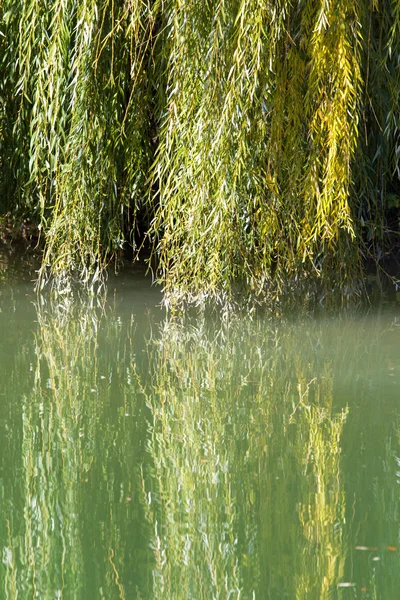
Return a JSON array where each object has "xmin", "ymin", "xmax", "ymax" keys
[{"xmin": 0, "ymin": 1, "xmax": 399, "ymax": 304}]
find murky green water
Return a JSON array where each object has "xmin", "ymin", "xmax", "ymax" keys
[{"xmin": 1, "ymin": 275, "xmax": 400, "ymax": 599}]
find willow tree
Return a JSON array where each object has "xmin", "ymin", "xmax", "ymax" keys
[
  {"xmin": 0, "ymin": 1, "xmax": 399, "ymax": 304},
  {"xmin": 0, "ymin": 0, "xmax": 154, "ymax": 288}
]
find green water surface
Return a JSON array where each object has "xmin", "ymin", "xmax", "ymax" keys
[{"xmin": 1, "ymin": 275, "xmax": 400, "ymax": 599}]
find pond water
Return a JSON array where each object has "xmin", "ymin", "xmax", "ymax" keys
[{"xmin": 1, "ymin": 272, "xmax": 400, "ymax": 599}]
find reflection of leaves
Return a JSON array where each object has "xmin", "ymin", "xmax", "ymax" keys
[
  {"xmin": 0, "ymin": 249, "xmax": 40, "ymax": 284},
  {"xmin": 138, "ymin": 316, "xmax": 351, "ymax": 599},
  {"xmin": 3, "ymin": 302, "xmax": 400, "ymax": 599},
  {"xmin": 1, "ymin": 298, "xmax": 152, "ymax": 599}
]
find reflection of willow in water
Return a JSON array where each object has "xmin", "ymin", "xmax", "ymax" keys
[
  {"xmin": 1, "ymin": 300, "xmax": 151, "ymax": 599},
  {"xmin": 292, "ymin": 378, "xmax": 348, "ymax": 598},
  {"xmin": 139, "ymin": 318, "xmax": 349, "ymax": 599},
  {"xmin": 3, "ymin": 303, "xmax": 400, "ymax": 598}
]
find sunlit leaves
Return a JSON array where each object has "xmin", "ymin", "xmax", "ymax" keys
[{"xmin": 150, "ymin": 0, "xmax": 367, "ymax": 307}]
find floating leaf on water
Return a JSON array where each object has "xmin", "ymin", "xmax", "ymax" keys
[{"xmin": 355, "ymin": 545, "xmax": 397, "ymax": 552}]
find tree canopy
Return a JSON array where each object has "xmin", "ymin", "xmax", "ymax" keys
[{"xmin": 0, "ymin": 1, "xmax": 399, "ymax": 306}]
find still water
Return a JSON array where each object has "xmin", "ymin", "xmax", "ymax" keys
[{"xmin": 1, "ymin": 274, "xmax": 400, "ymax": 599}]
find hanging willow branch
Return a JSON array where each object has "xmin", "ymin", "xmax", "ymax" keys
[
  {"xmin": 150, "ymin": 0, "xmax": 366, "ymax": 305},
  {"xmin": 0, "ymin": 1, "xmax": 399, "ymax": 305},
  {"xmin": 1, "ymin": 0, "xmax": 154, "ymax": 288}
]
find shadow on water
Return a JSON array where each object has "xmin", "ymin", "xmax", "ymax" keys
[{"xmin": 1, "ymin": 275, "xmax": 400, "ymax": 598}]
